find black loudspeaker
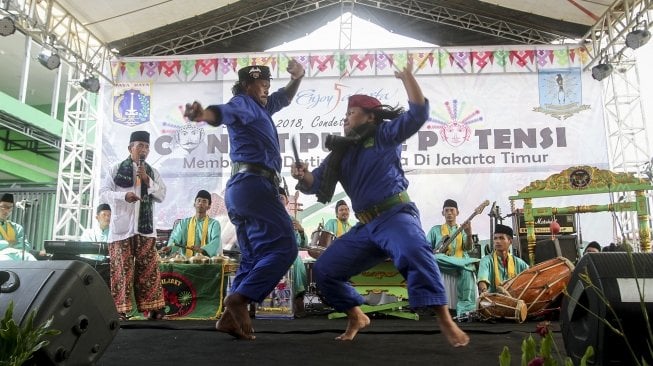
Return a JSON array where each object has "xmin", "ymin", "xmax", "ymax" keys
[
  {"xmin": 0, "ymin": 260, "xmax": 120, "ymax": 365},
  {"xmin": 518, "ymin": 235, "xmax": 579, "ymax": 264},
  {"xmin": 561, "ymin": 253, "xmax": 653, "ymax": 365},
  {"xmin": 50, "ymin": 253, "xmax": 111, "ymax": 287}
]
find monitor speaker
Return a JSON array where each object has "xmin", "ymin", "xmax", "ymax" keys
[
  {"xmin": 0, "ymin": 260, "xmax": 120, "ymax": 365},
  {"xmin": 561, "ymin": 252, "xmax": 653, "ymax": 365}
]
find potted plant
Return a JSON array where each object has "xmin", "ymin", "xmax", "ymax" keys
[{"xmin": 0, "ymin": 301, "xmax": 60, "ymax": 366}]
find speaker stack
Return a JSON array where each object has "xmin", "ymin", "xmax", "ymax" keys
[
  {"xmin": 561, "ymin": 252, "xmax": 653, "ymax": 365},
  {"xmin": 533, "ymin": 235, "xmax": 579, "ymax": 264},
  {"xmin": 0, "ymin": 260, "xmax": 120, "ymax": 365}
]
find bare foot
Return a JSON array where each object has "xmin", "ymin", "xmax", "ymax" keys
[
  {"xmin": 431, "ymin": 305, "xmax": 469, "ymax": 347},
  {"xmin": 216, "ymin": 308, "xmax": 255, "ymax": 340},
  {"xmin": 335, "ymin": 306, "xmax": 370, "ymax": 341},
  {"xmin": 232, "ymin": 303, "xmax": 255, "ymax": 337},
  {"xmin": 438, "ymin": 317, "xmax": 469, "ymax": 347}
]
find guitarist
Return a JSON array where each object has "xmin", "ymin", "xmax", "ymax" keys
[{"xmin": 426, "ymin": 199, "xmax": 476, "ymax": 317}]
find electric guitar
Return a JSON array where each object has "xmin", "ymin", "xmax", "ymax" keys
[{"xmin": 435, "ymin": 200, "xmax": 490, "ymax": 254}]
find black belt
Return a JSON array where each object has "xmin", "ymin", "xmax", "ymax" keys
[
  {"xmin": 355, "ymin": 191, "xmax": 410, "ymax": 224},
  {"xmin": 231, "ymin": 162, "xmax": 281, "ymax": 186}
]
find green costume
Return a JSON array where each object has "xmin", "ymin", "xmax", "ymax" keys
[
  {"xmin": 427, "ymin": 224, "xmax": 477, "ymax": 316},
  {"xmin": 167, "ymin": 216, "xmax": 222, "ymax": 257},
  {"xmin": 0, "ymin": 220, "xmax": 32, "ymax": 261},
  {"xmin": 477, "ymin": 252, "xmax": 529, "ymax": 293},
  {"xmin": 323, "ymin": 218, "xmax": 352, "ymax": 237},
  {"xmin": 290, "ymin": 215, "xmax": 308, "ymax": 296},
  {"xmin": 0, "ymin": 219, "xmax": 26, "ymax": 250}
]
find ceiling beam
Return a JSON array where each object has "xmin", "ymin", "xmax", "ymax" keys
[
  {"xmin": 0, "ymin": 129, "xmax": 58, "ymax": 160},
  {"xmin": 0, "ymin": 152, "xmax": 58, "ymax": 183},
  {"xmin": 355, "ymin": 0, "xmax": 573, "ymax": 44},
  {"xmin": 128, "ymin": 0, "xmax": 575, "ymax": 57},
  {"xmin": 130, "ymin": 0, "xmax": 342, "ymax": 56}
]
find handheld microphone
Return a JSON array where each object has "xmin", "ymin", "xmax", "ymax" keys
[{"xmin": 136, "ymin": 153, "xmax": 146, "ymax": 186}]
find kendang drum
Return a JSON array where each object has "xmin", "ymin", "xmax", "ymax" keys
[
  {"xmin": 307, "ymin": 229, "xmax": 335, "ymax": 259},
  {"xmin": 476, "ymin": 292, "xmax": 527, "ymax": 323},
  {"xmin": 501, "ymin": 256, "xmax": 574, "ymax": 316}
]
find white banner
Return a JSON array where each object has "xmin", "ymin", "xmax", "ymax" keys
[{"xmin": 99, "ymin": 49, "xmax": 612, "ymax": 247}]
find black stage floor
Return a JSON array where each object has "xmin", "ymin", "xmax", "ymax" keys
[{"xmin": 99, "ymin": 314, "xmax": 567, "ymax": 366}]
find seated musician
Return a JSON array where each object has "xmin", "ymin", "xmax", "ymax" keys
[
  {"xmin": 426, "ymin": 199, "xmax": 476, "ymax": 316},
  {"xmin": 278, "ymin": 186, "xmax": 308, "ymax": 316},
  {"xmin": 0, "ymin": 193, "xmax": 35, "ymax": 261},
  {"xmin": 602, "ymin": 242, "xmax": 629, "ymax": 252},
  {"xmin": 76, "ymin": 203, "xmax": 112, "ymax": 262},
  {"xmin": 323, "ymin": 199, "xmax": 352, "ymax": 237},
  {"xmin": 166, "ymin": 190, "xmax": 221, "ymax": 257},
  {"xmin": 81, "ymin": 204, "xmax": 112, "ymax": 242},
  {"xmin": 582, "ymin": 241, "xmax": 601, "ymax": 255},
  {"xmin": 477, "ymin": 224, "xmax": 529, "ymax": 294}
]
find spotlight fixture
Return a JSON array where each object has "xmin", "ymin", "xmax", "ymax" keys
[
  {"xmin": 626, "ymin": 28, "xmax": 651, "ymax": 49},
  {"xmin": 0, "ymin": 16, "xmax": 16, "ymax": 37},
  {"xmin": 80, "ymin": 76, "xmax": 100, "ymax": 93},
  {"xmin": 37, "ymin": 48, "xmax": 61, "ymax": 70},
  {"xmin": 591, "ymin": 62, "xmax": 613, "ymax": 81}
]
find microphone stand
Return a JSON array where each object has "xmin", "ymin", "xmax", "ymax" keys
[{"xmin": 18, "ymin": 201, "xmax": 28, "ymax": 261}]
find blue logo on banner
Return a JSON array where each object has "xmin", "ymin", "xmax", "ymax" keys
[
  {"xmin": 113, "ymin": 89, "xmax": 151, "ymax": 126},
  {"xmin": 534, "ymin": 68, "xmax": 590, "ymax": 120}
]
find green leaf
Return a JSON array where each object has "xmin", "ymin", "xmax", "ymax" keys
[
  {"xmin": 579, "ymin": 345, "xmax": 594, "ymax": 366},
  {"xmin": 500, "ymin": 346, "xmax": 512, "ymax": 366},
  {"xmin": 0, "ymin": 301, "xmax": 60, "ymax": 365},
  {"xmin": 540, "ymin": 333, "xmax": 553, "ymax": 358},
  {"xmin": 522, "ymin": 335, "xmax": 537, "ymax": 366}
]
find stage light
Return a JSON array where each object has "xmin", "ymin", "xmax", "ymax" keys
[
  {"xmin": 0, "ymin": 16, "xmax": 16, "ymax": 36},
  {"xmin": 80, "ymin": 76, "xmax": 100, "ymax": 93},
  {"xmin": 625, "ymin": 28, "xmax": 651, "ymax": 49},
  {"xmin": 37, "ymin": 48, "xmax": 60, "ymax": 70},
  {"xmin": 591, "ymin": 62, "xmax": 613, "ymax": 81}
]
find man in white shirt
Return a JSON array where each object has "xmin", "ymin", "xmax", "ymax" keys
[
  {"xmin": 81, "ymin": 203, "xmax": 112, "ymax": 242},
  {"xmin": 99, "ymin": 130, "xmax": 167, "ymax": 320}
]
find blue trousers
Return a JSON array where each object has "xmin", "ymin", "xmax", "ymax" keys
[
  {"xmin": 226, "ymin": 173, "xmax": 298, "ymax": 303},
  {"xmin": 312, "ymin": 203, "xmax": 447, "ymax": 311}
]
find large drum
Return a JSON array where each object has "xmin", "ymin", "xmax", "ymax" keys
[
  {"xmin": 501, "ymin": 256, "xmax": 575, "ymax": 316},
  {"xmin": 476, "ymin": 292, "xmax": 527, "ymax": 323},
  {"xmin": 307, "ymin": 229, "xmax": 335, "ymax": 259}
]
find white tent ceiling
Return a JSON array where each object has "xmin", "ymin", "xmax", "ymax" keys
[{"xmin": 54, "ymin": 0, "xmax": 611, "ymax": 44}]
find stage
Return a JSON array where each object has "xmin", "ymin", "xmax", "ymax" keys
[{"xmin": 98, "ymin": 315, "xmax": 566, "ymax": 365}]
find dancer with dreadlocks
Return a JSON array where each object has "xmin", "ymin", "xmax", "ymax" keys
[{"xmin": 291, "ymin": 62, "xmax": 469, "ymax": 346}]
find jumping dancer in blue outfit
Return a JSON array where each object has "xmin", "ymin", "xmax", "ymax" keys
[
  {"xmin": 185, "ymin": 60, "xmax": 305, "ymax": 340},
  {"xmin": 291, "ymin": 62, "xmax": 469, "ymax": 346}
]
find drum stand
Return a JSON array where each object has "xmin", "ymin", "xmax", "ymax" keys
[
  {"xmin": 302, "ymin": 278, "xmax": 333, "ymax": 315},
  {"xmin": 453, "ymin": 311, "xmax": 483, "ymax": 323}
]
